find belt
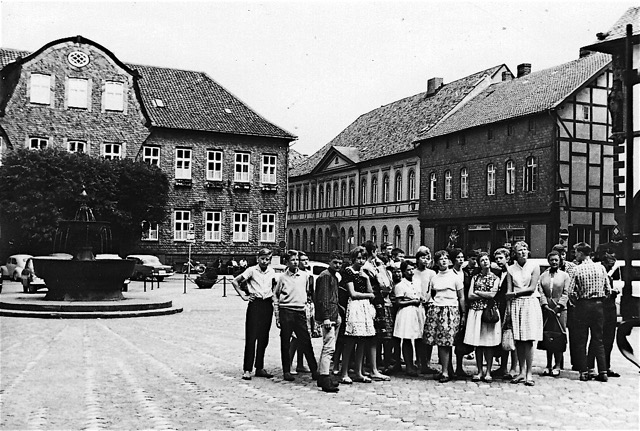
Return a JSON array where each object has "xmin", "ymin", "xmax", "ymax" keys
[
  {"xmin": 578, "ymin": 297, "xmax": 605, "ymax": 301},
  {"xmin": 252, "ymin": 297, "xmax": 273, "ymax": 301}
]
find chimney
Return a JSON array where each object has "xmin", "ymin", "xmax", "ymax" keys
[
  {"xmin": 502, "ymin": 71, "xmax": 514, "ymax": 81},
  {"xmin": 517, "ymin": 63, "xmax": 531, "ymax": 78},
  {"xmin": 427, "ymin": 77, "xmax": 443, "ymax": 96},
  {"xmin": 579, "ymin": 48, "xmax": 594, "ymax": 58}
]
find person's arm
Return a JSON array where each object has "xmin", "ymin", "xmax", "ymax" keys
[
  {"xmin": 514, "ymin": 264, "xmax": 540, "ymax": 297},
  {"xmin": 456, "ymin": 277, "xmax": 466, "ymax": 319},
  {"xmin": 315, "ymin": 273, "xmax": 334, "ymax": 328},
  {"xmin": 231, "ymin": 272, "xmax": 250, "ymax": 301},
  {"xmin": 538, "ymin": 276, "xmax": 550, "ymax": 307},
  {"xmin": 467, "ymin": 275, "xmax": 480, "ymax": 300},
  {"xmin": 603, "ymin": 267, "xmax": 612, "ymax": 297},
  {"xmin": 475, "ymin": 276, "xmax": 499, "ymax": 299},
  {"xmin": 273, "ymin": 278, "xmax": 282, "ymax": 328}
]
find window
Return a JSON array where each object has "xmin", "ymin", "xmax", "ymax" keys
[
  {"xmin": 347, "ymin": 227, "xmax": 354, "ymax": 250},
  {"xmin": 143, "ymin": 146, "xmax": 160, "ymax": 165},
  {"xmin": 359, "ymin": 227, "xmax": 366, "ymax": 244},
  {"xmin": 340, "ymin": 228, "xmax": 346, "ymax": 252},
  {"xmin": 311, "ymin": 186, "xmax": 316, "ymax": 209},
  {"xmin": 234, "ymin": 152, "xmax": 250, "ymax": 182},
  {"xmin": 528, "ymin": 119, "xmax": 536, "ymax": 133},
  {"xmin": 460, "ymin": 168, "xmax": 468, "ymax": 199},
  {"xmin": 393, "ymin": 226, "xmax": 401, "ymax": 248},
  {"xmin": 104, "ymin": 81, "xmax": 124, "ymax": 111},
  {"xmin": 429, "ymin": 172, "xmax": 437, "ymax": 201},
  {"xmin": 204, "ymin": 211, "xmax": 222, "ymax": 242},
  {"xmin": 395, "ymin": 172, "xmax": 402, "ymax": 201},
  {"xmin": 260, "ymin": 213, "xmax": 276, "ymax": 242},
  {"xmin": 233, "ymin": 212, "xmax": 249, "ymax": 242},
  {"xmin": 524, "ymin": 156, "xmax": 538, "ymax": 192},
  {"xmin": 506, "ymin": 160, "xmax": 516, "ymax": 194},
  {"xmin": 295, "ymin": 230, "xmax": 301, "ymax": 249},
  {"xmin": 408, "ymin": 170, "xmax": 416, "ymax": 200},
  {"xmin": 583, "ymin": 106, "xmax": 590, "ymax": 120},
  {"xmin": 507, "ymin": 123, "xmax": 514, "ymax": 136},
  {"xmin": 288, "ymin": 229, "xmax": 294, "ymax": 249},
  {"xmin": 174, "ymin": 210, "xmax": 191, "ymax": 241},
  {"xmin": 407, "ymin": 226, "xmax": 415, "ymax": 255},
  {"xmin": 102, "ymin": 143, "xmax": 121, "ymax": 159},
  {"xmin": 370, "ymin": 227, "xmax": 377, "ymax": 245},
  {"xmin": 349, "ymin": 181, "xmax": 355, "ymax": 206},
  {"xmin": 141, "ymin": 222, "xmax": 159, "ymax": 241},
  {"xmin": 206, "ymin": 150, "xmax": 223, "ymax": 181},
  {"xmin": 444, "ymin": 170, "xmax": 452, "ymax": 200},
  {"xmin": 317, "ymin": 229, "xmax": 323, "ymax": 252},
  {"xmin": 341, "ymin": 182, "xmax": 347, "ymax": 206},
  {"xmin": 486, "ymin": 164, "xmax": 496, "ymax": 196},
  {"xmin": 326, "ymin": 184, "xmax": 332, "ymax": 208},
  {"xmin": 371, "ymin": 176, "xmax": 378, "ymax": 204},
  {"xmin": 29, "ymin": 137, "xmax": 48, "ymax": 150},
  {"xmin": 30, "ymin": 73, "xmax": 50, "ymax": 104},
  {"xmin": 289, "ymin": 188, "xmax": 295, "ymax": 210},
  {"xmin": 382, "ymin": 174, "xmax": 390, "ymax": 203},
  {"xmin": 487, "ymin": 128, "xmax": 494, "ymax": 140},
  {"xmin": 261, "ymin": 155, "xmax": 277, "ymax": 184},
  {"xmin": 175, "ymin": 148, "xmax": 192, "ymax": 179},
  {"xmin": 67, "ymin": 140, "xmax": 87, "ymax": 153},
  {"xmin": 68, "ymin": 78, "xmax": 89, "ymax": 109},
  {"xmin": 382, "ymin": 226, "xmax": 389, "ymax": 243},
  {"xmin": 295, "ymin": 188, "xmax": 301, "ymax": 211},
  {"xmin": 303, "ymin": 229, "xmax": 308, "ymax": 250},
  {"xmin": 361, "ymin": 179, "xmax": 367, "ymax": 205},
  {"xmin": 310, "ymin": 229, "xmax": 315, "ymax": 251},
  {"xmin": 303, "ymin": 187, "xmax": 309, "ymax": 210},
  {"xmin": 318, "ymin": 185, "xmax": 324, "ymax": 209},
  {"xmin": 333, "ymin": 183, "xmax": 339, "ymax": 207}
]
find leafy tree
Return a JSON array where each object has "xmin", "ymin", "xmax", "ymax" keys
[{"xmin": 0, "ymin": 148, "xmax": 169, "ymax": 255}]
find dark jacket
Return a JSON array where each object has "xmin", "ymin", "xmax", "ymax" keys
[{"xmin": 314, "ymin": 268, "xmax": 340, "ymax": 322}]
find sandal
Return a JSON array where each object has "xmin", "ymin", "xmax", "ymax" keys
[
  {"xmin": 510, "ymin": 376, "xmax": 525, "ymax": 384},
  {"xmin": 551, "ymin": 369, "xmax": 560, "ymax": 377},
  {"xmin": 371, "ymin": 374, "xmax": 391, "ymax": 381},
  {"xmin": 482, "ymin": 375, "xmax": 493, "ymax": 383},
  {"xmin": 541, "ymin": 368, "xmax": 551, "ymax": 377},
  {"xmin": 339, "ymin": 376, "xmax": 353, "ymax": 384},
  {"xmin": 472, "ymin": 374, "xmax": 482, "ymax": 382},
  {"xmin": 524, "ymin": 380, "xmax": 535, "ymax": 386},
  {"xmin": 438, "ymin": 375, "xmax": 451, "ymax": 383},
  {"xmin": 352, "ymin": 376, "xmax": 372, "ymax": 383}
]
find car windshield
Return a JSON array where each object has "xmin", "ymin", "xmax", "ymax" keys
[{"xmin": 141, "ymin": 256, "xmax": 162, "ymax": 265}]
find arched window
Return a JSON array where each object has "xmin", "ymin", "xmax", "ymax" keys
[
  {"xmin": 395, "ymin": 172, "xmax": 403, "ymax": 201},
  {"xmin": 302, "ymin": 229, "xmax": 308, "ymax": 251},
  {"xmin": 326, "ymin": 183, "xmax": 332, "ymax": 208},
  {"xmin": 303, "ymin": 186, "xmax": 309, "ymax": 210},
  {"xmin": 333, "ymin": 183, "xmax": 339, "ymax": 207},
  {"xmin": 444, "ymin": 170, "xmax": 452, "ymax": 200},
  {"xmin": 325, "ymin": 228, "xmax": 330, "ymax": 252},
  {"xmin": 408, "ymin": 170, "xmax": 416, "ymax": 200},
  {"xmin": 349, "ymin": 181, "xmax": 355, "ymax": 206},
  {"xmin": 371, "ymin": 176, "xmax": 379, "ymax": 204},
  {"xmin": 348, "ymin": 227, "xmax": 354, "ymax": 250},
  {"xmin": 295, "ymin": 229, "xmax": 301, "ymax": 249},
  {"xmin": 382, "ymin": 226, "xmax": 389, "ymax": 243},
  {"xmin": 311, "ymin": 186, "xmax": 316, "ymax": 209},
  {"xmin": 288, "ymin": 228, "xmax": 294, "ymax": 249},
  {"xmin": 317, "ymin": 228, "xmax": 323, "ymax": 252},
  {"xmin": 361, "ymin": 179, "xmax": 367, "ymax": 205},
  {"xmin": 295, "ymin": 187, "xmax": 301, "ymax": 209},
  {"xmin": 360, "ymin": 226, "xmax": 366, "ymax": 244},
  {"xmin": 393, "ymin": 226, "xmax": 401, "ymax": 248},
  {"xmin": 289, "ymin": 187, "xmax": 295, "ymax": 210},
  {"xmin": 460, "ymin": 168, "xmax": 468, "ymax": 199},
  {"xmin": 340, "ymin": 228, "xmax": 346, "ymax": 252},
  {"xmin": 341, "ymin": 181, "xmax": 347, "ymax": 207},
  {"xmin": 407, "ymin": 226, "xmax": 415, "ymax": 255},
  {"xmin": 524, "ymin": 156, "xmax": 537, "ymax": 192},
  {"xmin": 382, "ymin": 174, "xmax": 390, "ymax": 203},
  {"xmin": 429, "ymin": 172, "xmax": 437, "ymax": 201},
  {"xmin": 370, "ymin": 226, "xmax": 377, "ymax": 245},
  {"xmin": 310, "ymin": 228, "xmax": 315, "ymax": 252},
  {"xmin": 506, "ymin": 160, "xmax": 515, "ymax": 194},
  {"xmin": 318, "ymin": 185, "xmax": 324, "ymax": 209},
  {"xmin": 486, "ymin": 164, "xmax": 495, "ymax": 196}
]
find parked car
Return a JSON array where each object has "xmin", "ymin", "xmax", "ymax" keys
[
  {"xmin": 125, "ymin": 255, "xmax": 174, "ymax": 281},
  {"xmin": 1, "ymin": 254, "xmax": 33, "ymax": 281},
  {"xmin": 20, "ymin": 257, "xmax": 47, "ymax": 293},
  {"xmin": 307, "ymin": 260, "xmax": 329, "ymax": 279},
  {"xmin": 608, "ymin": 260, "xmax": 640, "ymax": 319}
]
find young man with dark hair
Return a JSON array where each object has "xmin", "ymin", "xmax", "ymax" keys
[
  {"xmin": 390, "ymin": 248, "xmax": 405, "ymax": 268},
  {"xmin": 379, "ymin": 242, "xmax": 394, "ymax": 264},
  {"xmin": 232, "ymin": 248, "xmax": 277, "ymax": 381}
]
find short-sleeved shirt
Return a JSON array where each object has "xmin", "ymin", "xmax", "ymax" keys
[
  {"xmin": 394, "ymin": 277, "xmax": 421, "ymax": 301},
  {"xmin": 240, "ymin": 265, "xmax": 277, "ymax": 299},
  {"xmin": 414, "ymin": 267, "xmax": 436, "ymax": 302},
  {"xmin": 342, "ymin": 266, "xmax": 368, "ymax": 295},
  {"xmin": 429, "ymin": 269, "xmax": 463, "ymax": 307},
  {"xmin": 469, "ymin": 271, "xmax": 499, "ymax": 310}
]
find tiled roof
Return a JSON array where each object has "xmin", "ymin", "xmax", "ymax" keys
[
  {"xmin": 583, "ymin": 7, "xmax": 640, "ymax": 49},
  {"xmin": 288, "ymin": 148, "xmax": 308, "ymax": 169},
  {"xmin": 289, "ymin": 65, "xmax": 504, "ymax": 177},
  {"xmin": 417, "ymin": 52, "xmax": 611, "ymax": 141},
  {"xmin": 0, "ymin": 46, "xmax": 295, "ymax": 140}
]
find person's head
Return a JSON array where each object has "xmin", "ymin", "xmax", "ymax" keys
[
  {"xmin": 256, "ymin": 248, "xmax": 272, "ymax": 269},
  {"xmin": 434, "ymin": 250, "xmax": 450, "ymax": 271},
  {"xmin": 390, "ymin": 265, "xmax": 403, "ymax": 283},
  {"xmin": 400, "ymin": 260, "xmax": 415, "ymax": 280},
  {"xmin": 327, "ymin": 250, "xmax": 344, "ymax": 273},
  {"xmin": 466, "ymin": 250, "xmax": 479, "ymax": 268},
  {"xmin": 298, "ymin": 251, "xmax": 310, "ymax": 271},
  {"xmin": 448, "ymin": 248, "xmax": 464, "ymax": 268},
  {"xmin": 573, "ymin": 242, "xmax": 592, "ymax": 263},
  {"xmin": 417, "ymin": 246, "xmax": 432, "ymax": 267},
  {"xmin": 494, "ymin": 247, "xmax": 510, "ymax": 268},
  {"xmin": 285, "ymin": 249, "xmax": 299, "ymax": 271},
  {"xmin": 513, "ymin": 241, "xmax": 529, "ymax": 262},
  {"xmin": 362, "ymin": 240, "xmax": 378, "ymax": 259},
  {"xmin": 547, "ymin": 250, "xmax": 561, "ymax": 270},
  {"xmin": 477, "ymin": 252, "xmax": 491, "ymax": 270},
  {"xmin": 381, "ymin": 242, "xmax": 393, "ymax": 257},
  {"xmin": 350, "ymin": 246, "xmax": 367, "ymax": 270},
  {"xmin": 551, "ymin": 243, "xmax": 567, "ymax": 263},
  {"xmin": 416, "ymin": 249, "xmax": 430, "ymax": 270},
  {"xmin": 600, "ymin": 253, "xmax": 616, "ymax": 272},
  {"xmin": 391, "ymin": 248, "xmax": 405, "ymax": 262}
]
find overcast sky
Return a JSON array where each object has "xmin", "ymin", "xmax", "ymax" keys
[{"xmin": 0, "ymin": 0, "xmax": 632, "ymax": 155}]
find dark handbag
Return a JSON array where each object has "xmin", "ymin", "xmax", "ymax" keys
[
  {"xmin": 537, "ymin": 309, "xmax": 567, "ymax": 352},
  {"xmin": 481, "ymin": 299, "xmax": 500, "ymax": 323}
]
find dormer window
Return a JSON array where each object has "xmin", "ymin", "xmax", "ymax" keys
[{"xmin": 152, "ymin": 99, "xmax": 165, "ymax": 108}]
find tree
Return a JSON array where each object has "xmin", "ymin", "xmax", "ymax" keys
[{"xmin": 0, "ymin": 148, "xmax": 169, "ymax": 255}]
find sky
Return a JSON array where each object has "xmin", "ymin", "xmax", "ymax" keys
[{"xmin": 0, "ymin": 0, "xmax": 633, "ymax": 156}]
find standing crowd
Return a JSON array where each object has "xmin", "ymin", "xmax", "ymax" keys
[{"xmin": 231, "ymin": 239, "xmax": 621, "ymax": 392}]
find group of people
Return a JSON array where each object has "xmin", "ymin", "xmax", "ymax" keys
[{"xmin": 231, "ymin": 239, "xmax": 620, "ymax": 393}]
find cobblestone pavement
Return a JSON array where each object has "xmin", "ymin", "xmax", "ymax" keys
[{"xmin": 1, "ymin": 277, "xmax": 638, "ymax": 430}]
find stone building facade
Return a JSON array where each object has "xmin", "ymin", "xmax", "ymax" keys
[{"xmin": 0, "ymin": 36, "xmax": 295, "ymax": 265}]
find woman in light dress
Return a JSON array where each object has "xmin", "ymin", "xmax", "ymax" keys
[
  {"xmin": 464, "ymin": 252, "xmax": 501, "ymax": 382},
  {"xmin": 506, "ymin": 241, "xmax": 543, "ymax": 386}
]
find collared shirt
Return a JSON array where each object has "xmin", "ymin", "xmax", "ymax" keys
[
  {"xmin": 415, "ymin": 267, "xmax": 436, "ymax": 302},
  {"xmin": 274, "ymin": 268, "xmax": 308, "ymax": 311},
  {"xmin": 394, "ymin": 277, "xmax": 421, "ymax": 302},
  {"xmin": 314, "ymin": 268, "xmax": 341, "ymax": 322},
  {"xmin": 509, "ymin": 259, "xmax": 540, "ymax": 298},
  {"xmin": 240, "ymin": 264, "xmax": 277, "ymax": 299},
  {"xmin": 569, "ymin": 258, "xmax": 611, "ymax": 300}
]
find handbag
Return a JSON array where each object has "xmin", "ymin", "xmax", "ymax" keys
[
  {"xmin": 481, "ymin": 299, "xmax": 500, "ymax": 324},
  {"xmin": 501, "ymin": 310, "xmax": 516, "ymax": 351},
  {"xmin": 537, "ymin": 309, "xmax": 567, "ymax": 352}
]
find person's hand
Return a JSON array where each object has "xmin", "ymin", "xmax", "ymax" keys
[
  {"xmin": 275, "ymin": 318, "xmax": 280, "ymax": 329},
  {"xmin": 505, "ymin": 291, "xmax": 516, "ymax": 300},
  {"xmin": 323, "ymin": 319, "xmax": 333, "ymax": 330},
  {"xmin": 248, "ymin": 293, "xmax": 257, "ymax": 302}
]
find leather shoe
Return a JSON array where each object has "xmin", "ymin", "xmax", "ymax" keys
[
  {"xmin": 311, "ymin": 372, "xmax": 320, "ymax": 380},
  {"xmin": 255, "ymin": 369, "xmax": 273, "ymax": 378},
  {"xmin": 319, "ymin": 376, "xmax": 339, "ymax": 392},
  {"xmin": 607, "ymin": 370, "xmax": 620, "ymax": 378},
  {"xmin": 594, "ymin": 373, "xmax": 608, "ymax": 382},
  {"xmin": 283, "ymin": 372, "xmax": 295, "ymax": 381},
  {"xmin": 579, "ymin": 372, "xmax": 591, "ymax": 382}
]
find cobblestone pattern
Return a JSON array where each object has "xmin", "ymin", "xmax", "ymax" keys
[{"xmin": 0, "ymin": 278, "xmax": 638, "ymax": 430}]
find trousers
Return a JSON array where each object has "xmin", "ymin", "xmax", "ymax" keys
[
  {"xmin": 573, "ymin": 298, "xmax": 605, "ymax": 374},
  {"xmin": 279, "ymin": 307, "xmax": 318, "ymax": 374},
  {"xmin": 318, "ymin": 315, "xmax": 342, "ymax": 375},
  {"xmin": 243, "ymin": 298, "xmax": 273, "ymax": 372}
]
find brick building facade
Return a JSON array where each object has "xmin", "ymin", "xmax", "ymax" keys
[{"xmin": 0, "ymin": 36, "xmax": 295, "ymax": 265}]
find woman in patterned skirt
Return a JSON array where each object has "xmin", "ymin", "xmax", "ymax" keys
[
  {"xmin": 464, "ymin": 252, "xmax": 501, "ymax": 382},
  {"xmin": 506, "ymin": 241, "xmax": 543, "ymax": 386},
  {"xmin": 423, "ymin": 250, "xmax": 466, "ymax": 383}
]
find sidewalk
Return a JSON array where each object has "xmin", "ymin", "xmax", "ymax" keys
[{"xmin": 1, "ymin": 276, "xmax": 638, "ymax": 430}]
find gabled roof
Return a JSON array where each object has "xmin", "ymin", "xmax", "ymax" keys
[
  {"xmin": 0, "ymin": 37, "xmax": 295, "ymax": 141},
  {"xmin": 582, "ymin": 7, "xmax": 640, "ymax": 52},
  {"xmin": 288, "ymin": 148, "xmax": 308, "ymax": 169},
  {"xmin": 289, "ymin": 65, "xmax": 505, "ymax": 178},
  {"xmin": 416, "ymin": 52, "xmax": 611, "ymax": 142}
]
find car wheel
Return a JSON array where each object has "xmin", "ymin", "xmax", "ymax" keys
[{"xmin": 156, "ymin": 276, "xmax": 165, "ymax": 282}]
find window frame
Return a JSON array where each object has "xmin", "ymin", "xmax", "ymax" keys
[
  {"xmin": 395, "ymin": 172, "xmax": 403, "ymax": 202},
  {"xmin": 104, "ymin": 81, "xmax": 124, "ymax": 111},
  {"xmin": 233, "ymin": 212, "xmax": 250, "ymax": 242},
  {"xmin": 261, "ymin": 154, "xmax": 277, "ymax": 184},
  {"xmin": 408, "ymin": 170, "xmax": 416, "ymax": 200},
  {"xmin": 360, "ymin": 179, "xmax": 367, "ymax": 205},
  {"xmin": 371, "ymin": 176, "xmax": 378, "ymax": 204},
  {"xmin": 67, "ymin": 77, "xmax": 89, "ymax": 109},
  {"xmin": 460, "ymin": 167, "xmax": 469, "ymax": 199},
  {"xmin": 505, "ymin": 160, "xmax": 516, "ymax": 195},
  {"xmin": 142, "ymin": 146, "xmax": 160, "ymax": 166},
  {"xmin": 204, "ymin": 211, "xmax": 222, "ymax": 242},
  {"xmin": 444, "ymin": 170, "xmax": 452, "ymax": 200},
  {"xmin": 206, "ymin": 150, "xmax": 223, "ymax": 181},
  {"xmin": 524, "ymin": 156, "xmax": 538, "ymax": 192},
  {"xmin": 67, "ymin": 140, "xmax": 87, "ymax": 154},
  {"xmin": 174, "ymin": 210, "xmax": 191, "ymax": 241},
  {"xmin": 141, "ymin": 222, "xmax": 159, "ymax": 241},
  {"xmin": 486, "ymin": 163, "xmax": 496, "ymax": 196},
  {"xmin": 29, "ymin": 137, "xmax": 48, "ymax": 150},
  {"xmin": 429, "ymin": 172, "xmax": 437, "ymax": 201},
  {"xmin": 30, "ymin": 73, "xmax": 51, "ymax": 105},
  {"xmin": 382, "ymin": 174, "xmax": 390, "ymax": 203},
  {"xmin": 175, "ymin": 148, "xmax": 192, "ymax": 179},
  {"xmin": 102, "ymin": 142, "xmax": 122, "ymax": 160},
  {"xmin": 234, "ymin": 152, "xmax": 251, "ymax": 183}
]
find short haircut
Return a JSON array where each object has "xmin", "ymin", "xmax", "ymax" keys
[
  {"xmin": 466, "ymin": 249, "xmax": 479, "ymax": 259},
  {"xmin": 601, "ymin": 253, "xmax": 616, "ymax": 265},
  {"xmin": 448, "ymin": 248, "xmax": 463, "ymax": 262},
  {"xmin": 362, "ymin": 240, "xmax": 378, "ymax": 257},
  {"xmin": 513, "ymin": 241, "xmax": 529, "ymax": 251},
  {"xmin": 400, "ymin": 260, "xmax": 415, "ymax": 272},
  {"xmin": 477, "ymin": 251, "xmax": 490, "ymax": 262},
  {"xmin": 415, "ymin": 249, "xmax": 429, "ymax": 260},
  {"xmin": 494, "ymin": 247, "xmax": 510, "ymax": 258},
  {"xmin": 551, "ymin": 243, "xmax": 566, "ymax": 253},
  {"xmin": 574, "ymin": 242, "xmax": 592, "ymax": 255},
  {"xmin": 350, "ymin": 246, "xmax": 367, "ymax": 261},
  {"xmin": 381, "ymin": 241, "xmax": 393, "ymax": 250},
  {"xmin": 328, "ymin": 250, "xmax": 343, "ymax": 261},
  {"xmin": 298, "ymin": 251, "xmax": 308, "ymax": 258},
  {"xmin": 434, "ymin": 249, "xmax": 449, "ymax": 263},
  {"xmin": 257, "ymin": 248, "xmax": 272, "ymax": 257},
  {"xmin": 547, "ymin": 250, "xmax": 561, "ymax": 261},
  {"xmin": 391, "ymin": 247, "xmax": 405, "ymax": 257},
  {"xmin": 286, "ymin": 249, "xmax": 299, "ymax": 261}
]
